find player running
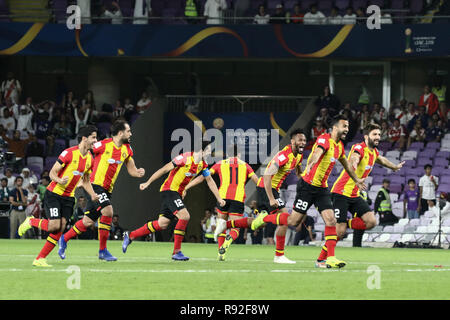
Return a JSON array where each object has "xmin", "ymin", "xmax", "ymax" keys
[
  {"xmin": 214, "ymin": 129, "xmax": 306, "ymax": 264},
  {"xmin": 18, "ymin": 125, "xmax": 99, "ymax": 267},
  {"xmin": 182, "ymin": 144, "xmax": 259, "ymax": 261},
  {"xmin": 328, "ymin": 123, "xmax": 404, "ymax": 260},
  {"xmin": 58, "ymin": 120, "xmax": 145, "ymax": 261},
  {"xmin": 122, "ymin": 142, "xmax": 225, "ymax": 261},
  {"xmin": 251, "ymin": 115, "xmax": 367, "ymax": 268}
]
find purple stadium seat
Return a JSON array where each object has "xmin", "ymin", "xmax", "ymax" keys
[
  {"xmin": 426, "ymin": 141, "xmax": 441, "ymax": 150},
  {"xmin": 437, "ymin": 184, "xmax": 450, "ymax": 193},
  {"xmin": 410, "ymin": 0, "xmax": 424, "ymax": 14},
  {"xmin": 422, "ymin": 148, "xmax": 437, "ymax": 158},
  {"xmin": 390, "ymin": 184, "xmax": 403, "ymax": 194},
  {"xmin": 28, "ymin": 165, "xmax": 43, "ymax": 178},
  {"xmin": 436, "ymin": 151, "xmax": 450, "ymax": 159},
  {"xmin": 44, "ymin": 157, "xmax": 58, "ymax": 170},
  {"xmin": 391, "ymin": 0, "xmax": 406, "ymax": 9},
  {"xmin": 368, "ymin": 0, "xmax": 384, "ymax": 7},
  {"xmin": 318, "ymin": 0, "xmax": 333, "ymax": 12},
  {"xmin": 440, "ymin": 175, "xmax": 450, "ymax": 182},
  {"xmin": 409, "ymin": 219, "xmax": 420, "ymax": 227},
  {"xmin": 52, "ymin": 0, "xmax": 68, "ymax": 23},
  {"xmin": 284, "ymin": 0, "xmax": 298, "ymax": 10},
  {"xmin": 409, "ymin": 142, "xmax": 424, "ymax": 151},
  {"xmin": 300, "ymin": 0, "xmax": 316, "ymax": 11},
  {"xmin": 130, "ymin": 113, "xmax": 139, "ymax": 125},
  {"xmin": 97, "ymin": 122, "xmax": 111, "ymax": 137},
  {"xmin": 434, "ymin": 158, "xmax": 449, "ymax": 167},
  {"xmin": 390, "ymin": 176, "xmax": 405, "ymax": 185},
  {"xmin": 335, "ymin": 0, "xmax": 350, "ymax": 10},
  {"xmin": 352, "ymin": 0, "xmax": 368, "ymax": 10},
  {"xmin": 266, "ymin": 0, "xmax": 279, "ymax": 11},
  {"xmin": 431, "ymin": 166, "xmax": 446, "ymax": 176},
  {"xmin": 417, "ymin": 158, "xmax": 432, "ymax": 167},
  {"xmin": 393, "ymin": 224, "xmax": 404, "ymax": 233}
]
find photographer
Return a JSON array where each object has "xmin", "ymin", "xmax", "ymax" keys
[{"xmin": 8, "ymin": 176, "xmax": 28, "ymax": 238}]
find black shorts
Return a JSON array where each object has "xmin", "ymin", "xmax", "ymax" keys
[
  {"xmin": 83, "ymin": 185, "xmax": 112, "ymax": 221},
  {"xmin": 264, "ymin": 223, "xmax": 277, "ymax": 238},
  {"xmin": 332, "ymin": 193, "xmax": 372, "ymax": 224},
  {"xmin": 160, "ymin": 190, "xmax": 185, "ymax": 220},
  {"xmin": 292, "ymin": 178, "xmax": 333, "ymax": 214},
  {"xmin": 217, "ymin": 199, "xmax": 244, "ymax": 216},
  {"xmin": 43, "ymin": 190, "xmax": 75, "ymax": 221},
  {"xmin": 256, "ymin": 187, "xmax": 285, "ymax": 214}
]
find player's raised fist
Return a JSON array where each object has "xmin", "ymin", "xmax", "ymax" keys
[
  {"xmin": 394, "ymin": 161, "xmax": 405, "ymax": 171},
  {"xmin": 356, "ymin": 178, "xmax": 367, "ymax": 191},
  {"xmin": 218, "ymin": 199, "xmax": 226, "ymax": 207},
  {"xmin": 60, "ymin": 176, "xmax": 69, "ymax": 185},
  {"xmin": 91, "ymin": 193, "xmax": 100, "ymax": 202},
  {"xmin": 269, "ymin": 198, "xmax": 279, "ymax": 208},
  {"xmin": 140, "ymin": 183, "xmax": 149, "ymax": 190},
  {"xmin": 137, "ymin": 168, "xmax": 145, "ymax": 177}
]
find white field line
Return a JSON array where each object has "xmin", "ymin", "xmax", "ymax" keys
[
  {"xmin": 0, "ymin": 254, "xmax": 447, "ymax": 267},
  {"xmin": 0, "ymin": 268, "xmax": 449, "ymax": 273}
]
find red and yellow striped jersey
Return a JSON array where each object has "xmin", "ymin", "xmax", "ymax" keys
[
  {"xmin": 160, "ymin": 152, "xmax": 208, "ymax": 195},
  {"xmin": 331, "ymin": 142, "xmax": 379, "ymax": 197},
  {"xmin": 257, "ymin": 144, "xmax": 303, "ymax": 192},
  {"xmin": 210, "ymin": 157, "xmax": 255, "ymax": 203},
  {"xmin": 301, "ymin": 133, "xmax": 345, "ymax": 188},
  {"xmin": 90, "ymin": 138, "xmax": 133, "ymax": 193},
  {"xmin": 47, "ymin": 146, "xmax": 93, "ymax": 197}
]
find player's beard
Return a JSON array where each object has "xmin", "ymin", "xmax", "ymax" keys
[
  {"xmin": 122, "ymin": 137, "xmax": 131, "ymax": 144},
  {"xmin": 368, "ymin": 137, "xmax": 379, "ymax": 149}
]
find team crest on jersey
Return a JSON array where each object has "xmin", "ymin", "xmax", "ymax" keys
[{"xmin": 122, "ymin": 152, "xmax": 127, "ymax": 159}]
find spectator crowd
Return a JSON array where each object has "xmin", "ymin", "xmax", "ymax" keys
[{"xmin": 0, "ymin": 71, "xmax": 148, "ymax": 239}]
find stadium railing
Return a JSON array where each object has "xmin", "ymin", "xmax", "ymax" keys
[{"xmin": 1, "ymin": 12, "xmax": 449, "ymax": 24}]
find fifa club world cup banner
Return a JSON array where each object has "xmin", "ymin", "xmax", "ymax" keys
[
  {"xmin": 0, "ymin": 22, "xmax": 448, "ymax": 58},
  {"xmin": 163, "ymin": 112, "xmax": 299, "ymax": 165}
]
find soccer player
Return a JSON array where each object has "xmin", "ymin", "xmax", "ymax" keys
[
  {"xmin": 328, "ymin": 123, "xmax": 404, "ymax": 262},
  {"xmin": 251, "ymin": 115, "xmax": 367, "ymax": 268},
  {"xmin": 18, "ymin": 125, "xmax": 99, "ymax": 267},
  {"xmin": 58, "ymin": 120, "xmax": 145, "ymax": 261},
  {"xmin": 214, "ymin": 129, "xmax": 307, "ymax": 264},
  {"xmin": 122, "ymin": 142, "xmax": 225, "ymax": 261},
  {"xmin": 182, "ymin": 144, "xmax": 259, "ymax": 261}
]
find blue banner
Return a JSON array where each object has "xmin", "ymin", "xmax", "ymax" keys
[
  {"xmin": 164, "ymin": 112, "xmax": 299, "ymax": 164},
  {"xmin": 0, "ymin": 22, "xmax": 448, "ymax": 58}
]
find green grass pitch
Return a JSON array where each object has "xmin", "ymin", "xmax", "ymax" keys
[{"xmin": 1, "ymin": 239, "xmax": 449, "ymax": 300}]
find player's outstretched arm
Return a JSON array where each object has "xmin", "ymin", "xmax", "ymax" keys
[
  {"xmin": 339, "ymin": 157, "xmax": 367, "ymax": 191},
  {"xmin": 304, "ymin": 147, "xmax": 324, "ymax": 176},
  {"xmin": 140, "ymin": 161, "xmax": 174, "ymax": 190},
  {"xmin": 204, "ymin": 173, "xmax": 225, "ymax": 207},
  {"xmin": 81, "ymin": 173, "xmax": 99, "ymax": 202},
  {"xmin": 376, "ymin": 156, "xmax": 405, "ymax": 172},
  {"xmin": 49, "ymin": 162, "xmax": 69, "ymax": 185},
  {"xmin": 250, "ymin": 174, "xmax": 259, "ymax": 185},
  {"xmin": 183, "ymin": 175, "xmax": 205, "ymax": 199},
  {"xmin": 125, "ymin": 157, "xmax": 145, "ymax": 178}
]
